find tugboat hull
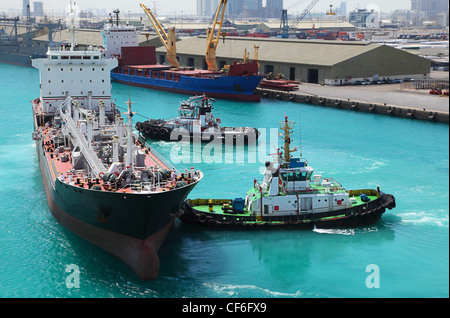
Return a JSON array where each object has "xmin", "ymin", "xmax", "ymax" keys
[
  {"xmin": 180, "ymin": 191, "xmax": 396, "ymax": 230},
  {"xmin": 136, "ymin": 123, "xmax": 259, "ymax": 143}
]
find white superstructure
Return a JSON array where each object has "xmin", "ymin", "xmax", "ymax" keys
[
  {"xmin": 101, "ymin": 20, "xmax": 139, "ymax": 59},
  {"xmin": 32, "ymin": 47, "xmax": 118, "ymax": 114},
  {"xmin": 32, "ymin": 2, "xmax": 118, "ymax": 114}
]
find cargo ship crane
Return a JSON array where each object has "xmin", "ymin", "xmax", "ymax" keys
[
  {"xmin": 140, "ymin": 3, "xmax": 179, "ymax": 68},
  {"xmin": 205, "ymin": 0, "xmax": 228, "ymax": 71}
]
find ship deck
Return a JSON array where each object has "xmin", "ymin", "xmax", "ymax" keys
[
  {"xmin": 36, "ymin": 102, "xmax": 182, "ymax": 194},
  {"xmin": 188, "ymin": 193, "xmax": 379, "ymax": 216}
]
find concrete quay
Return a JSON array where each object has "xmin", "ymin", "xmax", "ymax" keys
[{"xmin": 257, "ymin": 79, "xmax": 449, "ymax": 124}]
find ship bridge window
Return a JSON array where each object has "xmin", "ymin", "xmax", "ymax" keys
[
  {"xmin": 61, "ymin": 56, "xmax": 69, "ymax": 60},
  {"xmin": 93, "ymin": 56, "xmax": 99, "ymax": 60},
  {"xmin": 51, "ymin": 56, "xmax": 58, "ymax": 60},
  {"xmin": 83, "ymin": 56, "xmax": 91, "ymax": 60},
  {"xmin": 70, "ymin": 56, "xmax": 81, "ymax": 60},
  {"xmin": 280, "ymin": 171, "xmax": 312, "ymax": 181},
  {"xmin": 295, "ymin": 171, "xmax": 313, "ymax": 181}
]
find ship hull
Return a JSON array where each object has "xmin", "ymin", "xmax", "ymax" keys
[
  {"xmin": 35, "ymin": 134, "xmax": 199, "ymax": 279},
  {"xmin": 0, "ymin": 49, "xmax": 46, "ymax": 67},
  {"xmin": 111, "ymin": 71, "xmax": 264, "ymax": 102},
  {"xmin": 180, "ymin": 192, "xmax": 396, "ymax": 230},
  {"xmin": 137, "ymin": 125, "xmax": 259, "ymax": 143}
]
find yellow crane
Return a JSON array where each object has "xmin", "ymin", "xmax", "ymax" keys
[
  {"xmin": 205, "ymin": 0, "xmax": 228, "ymax": 71},
  {"xmin": 140, "ymin": 3, "xmax": 179, "ymax": 68}
]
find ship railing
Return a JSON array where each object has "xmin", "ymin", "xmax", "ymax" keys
[
  {"xmin": 138, "ymin": 135, "xmax": 179, "ymax": 174},
  {"xmin": 325, "ymin": 177, "xmax": 344, "ymax": 190},
  {"xmin": 116, "ymin": 180, "xmax": 175, "ymax": 193}
]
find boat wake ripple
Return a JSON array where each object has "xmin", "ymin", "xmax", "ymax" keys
[{"xmin": 203, "ymin": 282, "xmax": 304, "ymax": 298}]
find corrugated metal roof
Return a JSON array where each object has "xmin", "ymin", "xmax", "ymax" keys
[{"xmin": 157, "ymin": 36, "xmax": 381, "ymax": 66}]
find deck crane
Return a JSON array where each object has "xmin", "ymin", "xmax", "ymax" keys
[
  {"xmin": 140, "ymin": 3, "xmax": 179, "ymax": 68},
  {"xmin": 205, "ymin": 0, "xmax": 228, "ymax": 71}
]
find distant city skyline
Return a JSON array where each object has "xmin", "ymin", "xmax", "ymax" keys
[{"xmin": 2, "ymin": 0, "xmax": 416, "ymax": 16}]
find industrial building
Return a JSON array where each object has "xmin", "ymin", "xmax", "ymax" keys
[{"xmin": 156, "ymin": 36, "xmax": 431, "ymax": 85}]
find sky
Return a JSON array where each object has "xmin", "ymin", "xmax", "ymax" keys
[{"xmin": 3, "ymin": 0, "xmax": 413, "ymax": 16}]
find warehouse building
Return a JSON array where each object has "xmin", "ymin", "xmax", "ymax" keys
[{"xmin": 156, "ymin": 36, "xmax": 431, "ymax": 85}]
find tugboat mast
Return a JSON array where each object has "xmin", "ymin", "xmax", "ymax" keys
[{"xmin": 280, "ymin": 115, "xmax": 297, "ymax": 167}]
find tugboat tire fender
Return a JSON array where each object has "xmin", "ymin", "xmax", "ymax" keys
[
  {"xmin": 198, "ymin": 214, "xmax": 207, "ymax": 223},
  {"xmin": 144, "ymin": 125, "xmax": 151, "ymax": 134}
]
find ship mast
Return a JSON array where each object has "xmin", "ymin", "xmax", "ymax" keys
[
  {"xmin": 279, "ymin": 115, "xmax": 297, "ymax": 167},
  {"xmin": 67, "ymin": 1, "xmax": 77, "ymax": 50},
  {"xmin": 124, "ymin": 98, "xmax": 136, "ymax": 171}
]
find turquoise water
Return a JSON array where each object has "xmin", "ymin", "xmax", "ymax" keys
[{"xmin": 0, "ymin": 63, "xmax": 448, "ymax": 298}]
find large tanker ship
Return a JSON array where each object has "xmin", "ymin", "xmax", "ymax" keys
[{"xmin": 31, "ymin": 7, "xmax": 202, "ymax": 279}]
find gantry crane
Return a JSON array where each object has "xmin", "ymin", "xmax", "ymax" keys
[
  {"xmin": 140, "ymin": 3, "xmax": 179, "ymax": 68},
  {"xmin": 205, "ymin": 0, "xmax": 228, "ymax": 71}
]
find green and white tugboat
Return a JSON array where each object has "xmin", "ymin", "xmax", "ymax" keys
[{"xmin": 180, "ymin": 115, "xmax": 396, "ymax": 229}]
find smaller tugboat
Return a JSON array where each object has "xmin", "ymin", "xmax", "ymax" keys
[
  {"xmin": 180, "ymin": 115, "xmax": 396, "ymax": 229},
  {"xmin": 135, "ymin": 95, "xmax": 259, "ymax": 143}
]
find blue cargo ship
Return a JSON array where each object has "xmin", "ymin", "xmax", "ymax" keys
[
  {"xmin": 110, "ymin": 46, "xmax": 264, "ymax": 102},
  {"xmin": 102, "ymin": 19, "xmax": 264, "ymax": 102},
  {"xmin": 111, "ymin": 59, "xmax": 265, "ymax": 102}
]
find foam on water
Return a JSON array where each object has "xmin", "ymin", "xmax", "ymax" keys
[{"xmin": 203, "ymin": 282, "xmax": 305, "ymax": 298}]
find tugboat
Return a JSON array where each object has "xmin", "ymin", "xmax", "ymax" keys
[
  {"xmin": 180, "ymin": 115, "xmax": 395, "ymax": 229},
  {"xmin": 31, "ymin": 2, "xmax": 203, "ymax": 280},
  {"xmin": 135, "ymin": 95, "xmax": 259, "ymax": 143}
]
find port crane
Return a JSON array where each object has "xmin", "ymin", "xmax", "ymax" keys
[
  {"xmin": 279, "ymin": 0, "xmax": 320, "ymax": 38},
  {"xmin": 326, "ymin": 4, "xmax": 336, "ymax": 15},
  {"xmin": 205, "ymin": 0, "xmax": 228, "ymax": 71},
  {"xmin": 140, "ymin": 3, "xmax": 179, "ymax": 68}
]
